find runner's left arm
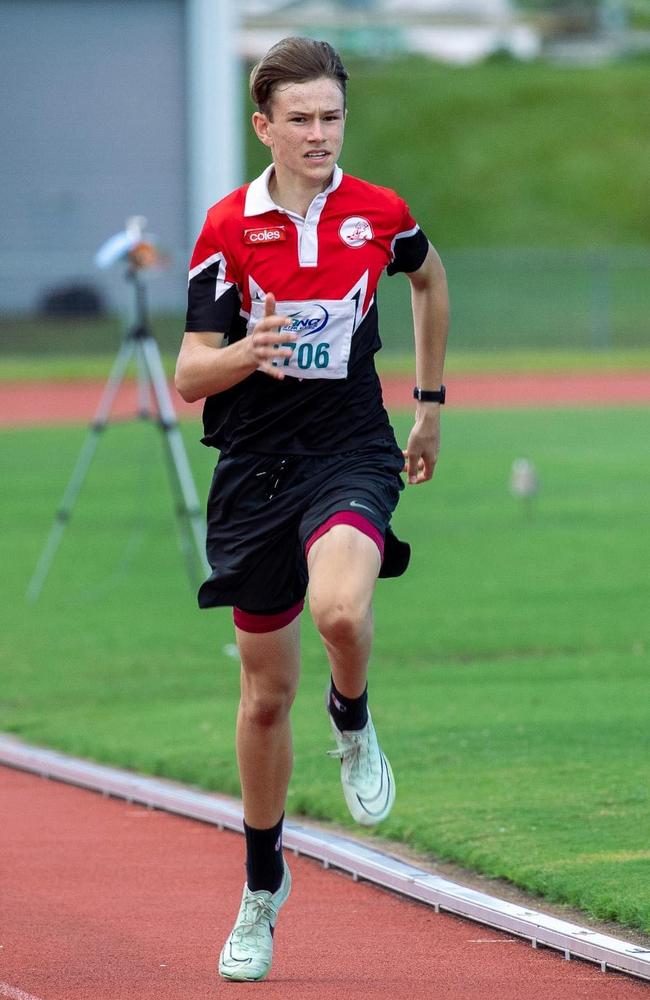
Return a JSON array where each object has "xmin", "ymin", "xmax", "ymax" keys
[{"xmin": 403, "ymin": 244, "xmax": 449, "ymax": 484}]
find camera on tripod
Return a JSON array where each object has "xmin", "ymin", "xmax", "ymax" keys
[{"xmin": 95, "ymin": 216, "xmax": 167, "ymax": 273}]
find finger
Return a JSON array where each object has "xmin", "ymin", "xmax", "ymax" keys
[
  {"xmin": 251, "ymin": 334, "xmax": 293, "ymax": 363},
  {"xmin": 258, "ymin": 360, "xmax": 286, "ymax": 380},
  {"xmin": 420, "ymin": 454, "xmax": 435, "ymax": 482},
  {"xmin": 263, "ymin": 292, "xmax": 276, "ymax": 318},
  {"xmin": 256, "ymin": 347, "xmax": 291, "ymax": 367},
  {"xmin": 251, "ymin": 336, "xmax": 293, "ymax": 367},
  {"xmin": 407, "ymin": 451, "xmax": 419, "ymax": 484},
  {"xmin": 412, "ymin": 454, "xmax": 438, "ymax": 484},
  {"xmin": 255, "ymin": 319, "xmax": 293, "ymax": 340},
  {"xmin": 255, "ymin": 338, "xmax": 295, "ymax": 370}
]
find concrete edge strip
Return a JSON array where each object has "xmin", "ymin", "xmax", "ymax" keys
[{"xmin": 2, "ymin": 734, "xmax": 649, "ymax": 982}]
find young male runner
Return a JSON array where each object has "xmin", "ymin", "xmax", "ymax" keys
[{"xmin": 175, "ymin": 36, "xmax": 448, "ymax": 982}]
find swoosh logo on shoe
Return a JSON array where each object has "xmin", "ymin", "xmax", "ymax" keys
[
  {"xmin": 356, "ymin": 753, "xmax": 393, "ymax": 817},
  {"xmin": 350, "ymin": 500, "xmax": 374, "ymax": 513},
  {"xmin": 221, "ymin": 945, "xmax": 252, "ymax": 966}
]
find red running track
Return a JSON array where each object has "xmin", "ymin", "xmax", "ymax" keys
[
  {"xmin": 1, "ymin": 765, "xmax": 647, "ymax": 1000},
  {"xmin": 1, "ymin": 371, "xmax": 650, "ymax": 428}
]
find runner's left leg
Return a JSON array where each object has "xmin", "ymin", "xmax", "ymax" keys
[
  {"xmin": 307, "ymin": 524, "xmax": 395, "ymax": 825},
  {"xmin": 307, "ymin": 524, "xmax": 380, "ymax": 698}
]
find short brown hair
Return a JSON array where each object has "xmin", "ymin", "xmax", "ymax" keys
[{"xmin": 250, "ymin": 37, "xmax": 349, "ymax": 119}]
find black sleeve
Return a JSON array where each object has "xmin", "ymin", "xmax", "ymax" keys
[
  {"xmin": 386, "ymin": 227, "xmax": 430, "ymax": 276},
  {"xmin": 185, "ymin": 255, "xmax": 241, "ymax": 335}
]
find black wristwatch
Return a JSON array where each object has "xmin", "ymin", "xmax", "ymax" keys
[{"xmin": 413, "ymin": 385, "xmax": 446, "ymax": 404}]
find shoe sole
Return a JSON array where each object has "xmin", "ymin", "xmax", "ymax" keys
[{"xmin": 219, "ymin": 968, "xmax": 270, "ymax": 983}]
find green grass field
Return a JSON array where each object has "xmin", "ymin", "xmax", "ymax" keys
[{"xmin": 1, "ymin": 406, "xmax": 649, "ymax": 934}]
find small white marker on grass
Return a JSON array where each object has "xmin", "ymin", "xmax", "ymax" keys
[{"xmin": 509, "ymin": 458, "xmax": 539, "ymax": 516}]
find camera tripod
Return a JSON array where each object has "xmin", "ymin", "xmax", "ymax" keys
[{"xmin": 26, "ymin": 266, "xmax": 210, "ymax": 602}]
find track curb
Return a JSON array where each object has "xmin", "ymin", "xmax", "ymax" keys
[{"xmin": 1, "ymin": 734, "xmax": 649, "ymax": 983}]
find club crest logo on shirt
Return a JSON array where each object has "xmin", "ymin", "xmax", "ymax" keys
[
  {"xmin": 339, "ymin": 216, "xmax": 373, "ymax": 248},
  {"xmin": 243, "ymin": 226, "xmax": 287, "ymax": 245}
]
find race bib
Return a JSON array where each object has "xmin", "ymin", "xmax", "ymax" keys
[{"xmin": 247, "ymin": 298, "xmax": 355, "ymax": 380}]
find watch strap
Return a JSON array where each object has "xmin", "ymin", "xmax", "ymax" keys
[{"xmin": 413, "ymin": 385, "xmax": 446, "ymax": 404}]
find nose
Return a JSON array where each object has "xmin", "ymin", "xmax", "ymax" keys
[{"xmin": 308, "ymin": 119, "xmax": 325, "ymax": 142}]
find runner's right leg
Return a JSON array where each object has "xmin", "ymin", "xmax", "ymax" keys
[
  {"xmin": 219, "ymin": 614, "xmax": 300, "ymax": 982},
  {"xmin": 235, "ymin": 614, "xmax": 301, "ymax": 830}
]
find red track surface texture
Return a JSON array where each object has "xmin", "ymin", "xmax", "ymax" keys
[
  {"xmin": 1, "ymin": 765, "xmax": 647, "ymax": 1000},
  {"xmin": 1, "ymin": 371, "xmax": 650, "ymax": 428}
]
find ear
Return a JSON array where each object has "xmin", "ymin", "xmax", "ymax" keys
[{"xmin": 252, "ymin": 111, "xmax": 273, "ymax": 149}]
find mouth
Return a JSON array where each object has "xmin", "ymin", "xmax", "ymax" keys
[{"xmin": 304, "ymin": 150, "xmax": 330, "ymax": 162}]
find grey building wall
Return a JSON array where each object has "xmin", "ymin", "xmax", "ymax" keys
[{"xmin": 0, "ymin": 0, "xmax": 189, "ymax": 314}]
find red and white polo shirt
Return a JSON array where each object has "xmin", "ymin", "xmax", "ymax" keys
[{"xmin": 186, "ymin": 165, "xmax": 429, "ymax": 455}]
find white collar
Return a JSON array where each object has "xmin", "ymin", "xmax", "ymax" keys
[{"xmin": 244, "ymin": 163, "xmax": 343, "ymax": 218}]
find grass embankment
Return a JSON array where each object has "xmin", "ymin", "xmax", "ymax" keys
[{"xmin": 1, "ymin": 408, "xmax": 649, "ymax": 932}]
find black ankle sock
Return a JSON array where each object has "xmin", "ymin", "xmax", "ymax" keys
[
  {"xmin": 244, "ymin": 814, "xmax": 285, "ymax": 893},
  {"xmin": 329, "ymin": 676, "xmax": 368, "ymax": 732}
]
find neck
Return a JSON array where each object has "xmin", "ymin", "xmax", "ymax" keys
[{"xmin": 268, "ymin": 164, "xmax": 334, "ymax": 218}]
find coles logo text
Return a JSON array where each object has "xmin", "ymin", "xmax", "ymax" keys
[
  {"xmin": 339, "ymin": 216, "xmax": 373, "ymax": 248},
  {"xmin": 243, "ymin": 226, "xmax": 287, "ymax": 245},
  {"xmin": 281, "ymin": 304, "xmax": 329, "ymax": 336}
]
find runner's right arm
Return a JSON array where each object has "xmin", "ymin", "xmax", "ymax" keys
[{"xmin": 175, "ymin": 294, "xmax": 295, "ymax": 402}]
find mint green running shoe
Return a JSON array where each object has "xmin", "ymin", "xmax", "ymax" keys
[
  {"xmin": 327, "ymin": 707, "xmax": 396, "ymax": 826},
  {"xmin": 218, "ymin": 863, "xmax": 291, "ymax": 982}
]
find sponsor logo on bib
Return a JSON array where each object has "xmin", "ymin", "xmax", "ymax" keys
[
  {"xmin": 243, "ymin": 226, "xmax": 287, "ymax": 245},
  {"xmin": 339, "ymin": 216, "xmax": 373, "ymax": 248},
  {"xmin": 247, "ymin": 297, "xmax": 353, "ymax": 380},
  {"xmin": 281, "ymin": 304, "xmax": 329, "ymax": 336}
]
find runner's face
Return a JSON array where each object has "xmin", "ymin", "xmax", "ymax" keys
[{"xmin": 254, "ymin": 77, "xmax": 346, "ymax": 187}]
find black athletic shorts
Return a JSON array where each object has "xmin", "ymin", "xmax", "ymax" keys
[{"xmin": 198, "ymin": 443, "xmax": 408, "ymax": 614}]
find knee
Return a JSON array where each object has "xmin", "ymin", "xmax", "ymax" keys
[
  {"xmin": 239, "ymin": 684, "xmax": 296, "ymax": 729},
  {"xmin": 311, "ymin": 598, "xmax": 370, "ymax": 649}
]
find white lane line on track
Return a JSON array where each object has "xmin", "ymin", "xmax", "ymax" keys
[{"xmin": 0, "ymin": 983, "xmax": 47, "ymax": 1000}]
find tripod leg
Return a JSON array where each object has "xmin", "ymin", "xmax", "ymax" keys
[
  {"xmin": 139, "ymin": 334, "xmax": 210, "ymax": 585},
  {"xmin": 159, "ymin": 432, "xmax": 206, "ymax": 587},
  {"xmin": 135, "ymin": 339, "xmax": 153, "ymax": 419},
  {"xmin": 140, "ymin": 333, "xmax": 202, "ymax": 582},
  {"xmin": 26, "ymin": 338, "xmax": 137, "ymax": 602},
  {"xmin": 89, "ymin": 334, "xmax": 139, "ymax": 429}
]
